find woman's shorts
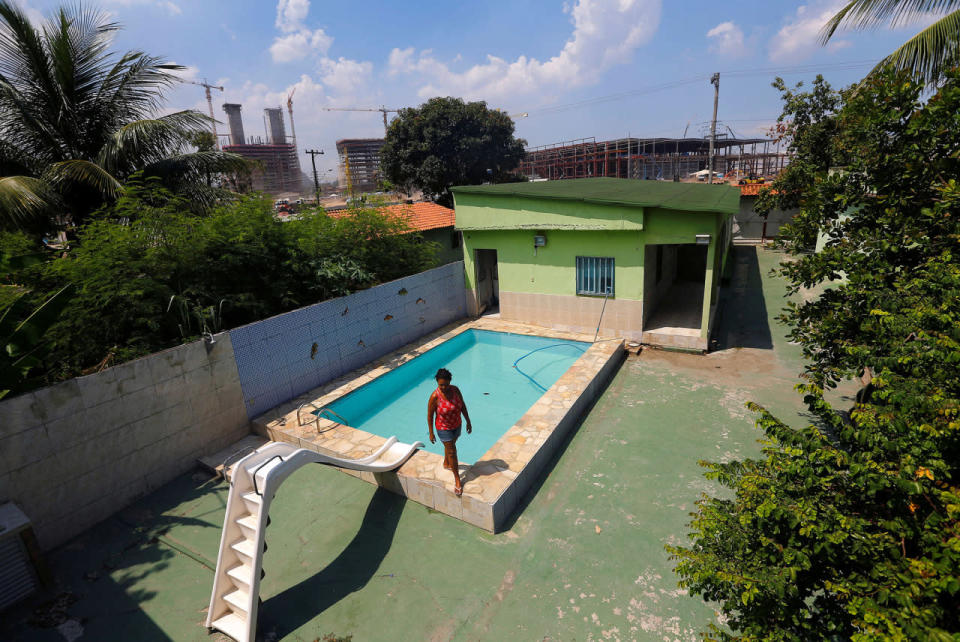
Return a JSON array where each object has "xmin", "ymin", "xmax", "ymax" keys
[{"xmin": 437, "ymin": 427, "xmax": 461, "ymax": 443}]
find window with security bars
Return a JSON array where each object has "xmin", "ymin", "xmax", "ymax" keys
[{"xmin": 576, "ymin": 256, "xmax": 614, "ymax": 296}]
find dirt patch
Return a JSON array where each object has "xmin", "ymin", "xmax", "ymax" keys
[{"xmin": 637, "ymin": 346, "xmax": 793, "ymax": 385}]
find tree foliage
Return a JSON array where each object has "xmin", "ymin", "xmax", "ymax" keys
[
  {"xmin": 0, "ymin": 1, "xmax": 247, "ymax": 232},
  {"xmin": 670, "ymin": 69, "xmax": 960, "ymax": 640},
  {"xmin": 15, "ymin": 179, "xmax": 438, "ymax": 381},
  {"xmin": 380, "ymin": 97, "xmax": 527, "ymax": 206},
  {"xmin": 822, "ymin": 0, "xmax": 960, "ymax": 86}
]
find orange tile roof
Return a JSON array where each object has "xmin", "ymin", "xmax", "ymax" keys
[
  {"xmin": 738, "ymin": 183, "xmax": 774, "ymax": 196},
  {"xmin": 328, "ymin": 201, "xmax": 455, "ymax": 232}
]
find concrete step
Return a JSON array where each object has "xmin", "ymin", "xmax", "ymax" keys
[{"xmin": 198, "ymin": 435, "xmax": 269, "ymax": 481}]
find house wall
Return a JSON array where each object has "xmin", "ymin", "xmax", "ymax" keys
[
  {"xmin": 458, "ymin": 200, "xmax": 725, "ymax": 340},
  {"xmin": 229, "ymin": 261, "xmax": 467, "ymax": 420},
  {"xmin": 0, "ymin": 336, "xmax": 248, "ymax": 550},
  {"xmin": 422, "ymin": 227, "xmax": 464, "ymax": 265},
  {"xmin": 455, "ymin": 194, "xmax": 644, "ymax": 231}
]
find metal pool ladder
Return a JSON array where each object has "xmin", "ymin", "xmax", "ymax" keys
[{"xmin": 296, "ymin": 401, "xmax": 350, "ymax": 432}]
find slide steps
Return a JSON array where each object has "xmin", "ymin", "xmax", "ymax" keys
[{"xmin": 205, "ymin": 437, "xmax": 423, "ymax": 642}]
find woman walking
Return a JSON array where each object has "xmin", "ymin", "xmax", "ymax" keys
[{"xmin": 427, "ymin": 368, "xmax": 472, "ymax": 496}]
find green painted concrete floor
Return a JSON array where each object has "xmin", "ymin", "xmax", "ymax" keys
[{"xmin": 3, "ymin": 247, "xmax": 833, "ymax": 641}]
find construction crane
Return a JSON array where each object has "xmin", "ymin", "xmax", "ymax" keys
[
  {"xmin": 187, "ymin": 79, "xmax": 224, "ymax": 149},
  {"xmin": 286, "ymin": 88, "xmax": 297, "ymax": 149},
  {"xmin": 322, "ymin": 106, "xmax": 399, "ymax": 135}
]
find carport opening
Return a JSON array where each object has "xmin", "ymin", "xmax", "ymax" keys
[{"xmin": 643, "ymin": 244, "xmax": 706, "ymax": 335}]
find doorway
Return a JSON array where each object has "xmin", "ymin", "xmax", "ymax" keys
[
  {"xmin": 643, "ymin": 243, "xmax": 707, "ymax": 333},
  {"xmin": 474, "ymin": 249, "xmax": 499, "ymax": 314}
]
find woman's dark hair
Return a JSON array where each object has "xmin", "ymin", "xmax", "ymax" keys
[{"xmin": 435, "ymin": 368, "xmax": 452, "ymax": 381}]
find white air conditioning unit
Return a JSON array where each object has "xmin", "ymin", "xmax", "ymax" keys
[{"xmin": 0, "ymin": 503, "xmax": 40, "ymax": 611}]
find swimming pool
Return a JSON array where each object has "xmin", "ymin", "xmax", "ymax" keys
[{"xmin": 317, "ymin": 329, "xmax": 589, "ymax": 463}]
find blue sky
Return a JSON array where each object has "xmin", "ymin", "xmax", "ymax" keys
[{"xmin": 19, "ymin": 0, "xmax": 938, "ymax": 173}]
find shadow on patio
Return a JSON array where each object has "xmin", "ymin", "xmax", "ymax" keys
[
  {"xmin": 258, "ymin": 487, "xmax": 405, "ymax": 640},
  {"xmin": 712, "ymin": 246, "xmax": 774, "ymax": 350}
]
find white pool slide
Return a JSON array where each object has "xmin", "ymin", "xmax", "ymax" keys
[{"xmin": 205, "ymin": 437, "xmax": 423, "ymax": 642}]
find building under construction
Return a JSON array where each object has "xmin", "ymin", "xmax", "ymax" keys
[
  {"xmin": 336, "ymin": 138, "xmax": 384, "ymax": 194},
  {"xmin": 519, "ymin": 136, "xmax": 788, "ymax": 182},
  {"xmin": 221, "ymin": 103, "xmax": 303, "ymax": 195}
]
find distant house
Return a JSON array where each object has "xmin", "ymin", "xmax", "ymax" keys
[
  {"xmin": 328, "ymin": 201, "xmax": 462, "ymax": 265},
  {"xmin": 734, "ymin": 183, "xmax": 796, "ymax": 241},
  {"xmin": 451, "ymin": 178, "xmax": 739, "ymax": 351}
]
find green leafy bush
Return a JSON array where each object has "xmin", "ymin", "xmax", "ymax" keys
[
  {"xmin": 23, "ymin": 179, "xmax": 438, "ymax": 381},
  {"xmin": 670, "ymin": 69, "xmax": 960, "ymax": 640}
]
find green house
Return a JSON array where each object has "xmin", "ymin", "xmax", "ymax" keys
[{"xmin": 451, "ymin": 178, "xmax": 739, "ymax": 351}]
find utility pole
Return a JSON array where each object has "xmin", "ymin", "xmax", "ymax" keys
[
  {"xmin": 708, "ymin": 72, "xmax": 720, "ymax": 184},
  {"xmin": 305, "ymin": 149, "xmax": 324, "ymax": 204}
]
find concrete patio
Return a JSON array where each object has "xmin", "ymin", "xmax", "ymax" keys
[{"xmin": 1, "ymin": 247, "xmax": 821, "ymax": 641}]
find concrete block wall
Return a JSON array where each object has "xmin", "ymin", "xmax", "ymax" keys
[
  {"xmin": 0, "ymin": 334, "xmax": 248, "ymax": 550},
  {"xmin": 230, "ymin": 261, "xmax": 468, "ymax": 420},
  {"xmin": 735, "ymin": 198, "xmax": 798, "ymax": 240}
]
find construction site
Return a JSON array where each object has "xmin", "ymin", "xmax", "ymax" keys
[
  {"xmin": 220, "ymin": 102, "xmax": 305, "ymax": 196},
  {"xmin": 335, "ymin": 138, "xmax": 385, "ymax": 194},
  {"xmin": 518, "ymin": 136, "xmax": 788, "ymax": 182}
]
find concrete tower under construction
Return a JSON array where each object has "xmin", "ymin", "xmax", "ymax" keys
[{"xmin": 221, "ymin": 104, "xmax": 303, "ymax": 196}]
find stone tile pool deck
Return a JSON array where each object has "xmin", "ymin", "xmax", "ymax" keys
[
  {"xmin": 251, "ymin": 318, "xmax": 625, "ymax": 532},
  {"xmin": 0, "ymin": 247, "xmax": 828, "ymax": 641}
]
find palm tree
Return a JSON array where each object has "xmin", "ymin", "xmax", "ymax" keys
[
  {"xmin": 0, "ymin": 1, "xmax": 247, "ymax": 231},
  {"xmin": 821, "ymin": 0, "xmax": 960, "ymax": 85}
]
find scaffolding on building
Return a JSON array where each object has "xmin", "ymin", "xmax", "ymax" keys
[
  {"xmin": 519, "ymin": 136, "xmax": 788, "ymax": 182},
  {"xmin": 221, "ymin": 143, "xmax": 302, "ymax": 195},
  {"xmin": 335, "ymin": 138, "xmax": 384, "ymax": 194},
  {"xmin": 220, "ymin": 103, "xmax": 304, "ymax": 196}
]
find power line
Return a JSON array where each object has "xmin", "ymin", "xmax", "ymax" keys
[{"xmin": 524, "ymin": 59, "xmax": 878, "ymax": 118}]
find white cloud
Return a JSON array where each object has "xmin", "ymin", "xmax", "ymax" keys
[
  {"xmin": 169, "ymin": 63, "xmax": 199, "ymax": 82},
  {"xmin": 318, "ymin": 57, "xmax": 373, "ymax": 94},
  {"xmin": 387, "ymin": 0, "xmax": 662, "ymax": 101},
  {"xmin": 276, "ymin": 0, "xmax": 310, "ymax": 32},
  {"xmin": 769, "ymin": 1, "xmax": 849, "ymax": 62},
  {"xmin": 707, "ymin": 21, "xmax": 747, "ymax": 57},
  {"xmin": 269, "ymin": 0, "xmax": 334, "ymax": 63},
  {"xmin": 10, "ymin": 0, "xmax": 43, "ymax": 24},
  {"xmin": 270, "ymin": 28, "xmax": 333, "ymax": 63}
]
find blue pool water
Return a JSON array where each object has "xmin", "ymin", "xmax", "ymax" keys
[{"xmin": 318, "ymin": 329, "xmax": 589, "ymax": 463}]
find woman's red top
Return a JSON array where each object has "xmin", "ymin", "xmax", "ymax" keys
[{"xmin": 435, "ymin": 388, "xmax": 463, "ymax": 431}]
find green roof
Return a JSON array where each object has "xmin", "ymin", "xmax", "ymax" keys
[{"xmin": 451, "ymin": 177, "xmax": 740, "ymax": 215}]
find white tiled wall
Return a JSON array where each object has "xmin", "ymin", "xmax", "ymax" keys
[{"xmin": 229, "ymin": 261, "xmax": 468, "ymax": 419}]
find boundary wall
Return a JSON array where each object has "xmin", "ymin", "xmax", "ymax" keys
[
  {"xmin": 0, "ymin": 262, "xmax": 467, "ymax": 549},
  {"xmin": 0, "ymin": 336, "xmax": 246, "ymax": 550},
  {"xmin": 230, "ymin": 261, "xmax": 467, "ymax": 420}
]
